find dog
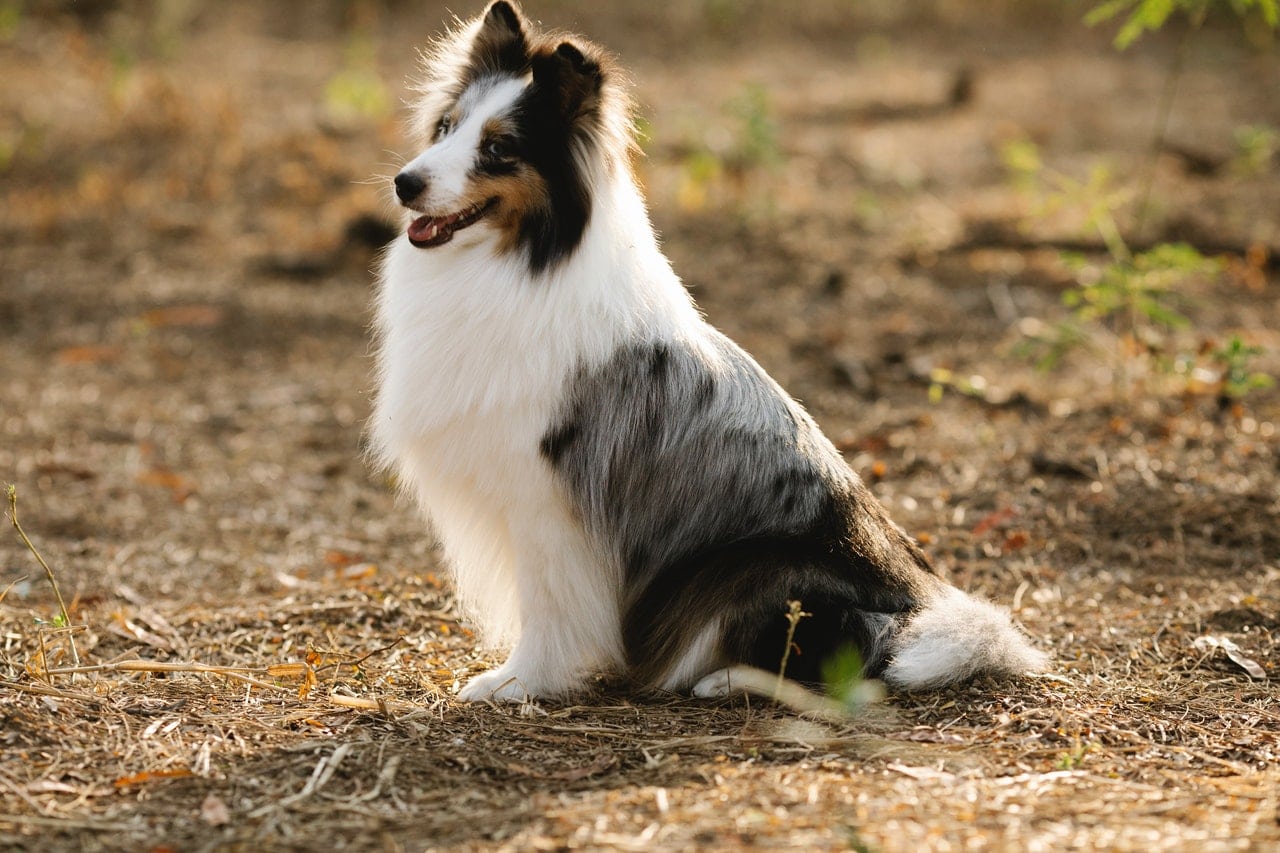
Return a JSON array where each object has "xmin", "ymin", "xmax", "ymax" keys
[{"xmin": 370, "ymin": 1, "xmax": 1048, "ymax": 702}]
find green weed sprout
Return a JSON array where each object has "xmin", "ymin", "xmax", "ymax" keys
[
  {"xmin": 678, "ymin": 83, "xmax": 781, "ymax": 211},
  {"xmin": 1086, "ymin": 0, "xmax": 1278, "ymax": 50},
  {"xmin": 821, "ymin": 645, "xmax": 885, "ymax": 713},
  {"xmin": 1002, "ymin": 137, "xmax": 1224, "ymax": 388},
  {"xmin": 1213, "ymin": 335, "xmax": 1276, "ymax": 400},
  {"xmin": 1232, "ymin": 124, "xmax": 1278, "ymax": 175}
]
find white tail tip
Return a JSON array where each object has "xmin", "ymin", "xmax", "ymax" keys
[{"xmin": 883, "ymin": 587, "xmax": 1049, "ymax": 690}]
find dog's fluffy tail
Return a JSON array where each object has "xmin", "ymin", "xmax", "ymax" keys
[{"xmin": 882, "ymin": 586, "xmax": 1048, "ymax": 690}]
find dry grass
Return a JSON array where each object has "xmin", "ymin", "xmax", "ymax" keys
[{"xmin": 2, "ymin": 529, "xmax": 1277, "ymax": 851}]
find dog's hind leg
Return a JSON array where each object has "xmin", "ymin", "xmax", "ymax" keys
[{"xmin": 654, "ymin": 621, "xmax": 725, "ymax": 694}]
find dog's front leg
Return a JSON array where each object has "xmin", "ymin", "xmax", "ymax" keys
[{"xmin": 456, "ymin": 512, "xmax": 620, "ymax": 703}]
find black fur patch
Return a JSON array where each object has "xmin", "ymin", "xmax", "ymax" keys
[
  {"xmin": 538, "ymin": 422, "xmax": 579, "ymax": 464},
  {"xmin": 621, "ymin": 486, "xmax": 930, "ymax": 685},
  {"xmin": 504, "ymin": 42, "xmax": 603, "ymax": 272}
]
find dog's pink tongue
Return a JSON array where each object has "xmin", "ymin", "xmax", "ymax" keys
[{"xmin": 408, "ymin": 215, "xmax": 442, "ymax": 243}]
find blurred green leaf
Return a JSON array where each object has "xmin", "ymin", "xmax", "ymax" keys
[
  {"xmin": 821, "ymin": 645, "xmax": 884, "ymax": 712},
  {"xmin": 1086, "ymin": 0, "xmax": 1277, "ymax": 49},
  {"xmin": 1232, "ymin": 124, "xmax": 1278, "ymax": 174},
  {"xmin": 1213, "ymin": 335, "xmax": 1275, "ymax": 399}
]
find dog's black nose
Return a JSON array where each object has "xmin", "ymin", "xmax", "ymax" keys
[{"xmin": 394, "ymin": 172, "xmax": 427, "ymax": 204}]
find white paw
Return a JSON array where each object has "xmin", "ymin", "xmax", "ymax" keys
[
  {"xmin": 691, "ymin": 666, "xmax": 753, "ymax": 699},
  {"xmin": 457, "ymin": 668, "xmax": 531, "ymax": 703}
]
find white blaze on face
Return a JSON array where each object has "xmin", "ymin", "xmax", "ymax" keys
[{"xmin": 401, "ymin": 76, "xmax": 528, "ymax": 212}]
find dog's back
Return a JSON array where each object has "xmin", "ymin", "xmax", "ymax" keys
[{"xmin": 543, "ymin": 329, "xmax": 1045, "ymax": 693}]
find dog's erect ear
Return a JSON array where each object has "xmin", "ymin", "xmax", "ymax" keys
[
  {"xmin": 530, "ymin": 41, "xmax": 603, "ymax": 124},
  {"xmin": 469, "ymin": 1, "xmax": 528, "ymax": 76},
  {"xmin": 482, "ymin": 1, "xmax": 523, "ymax": 38}
]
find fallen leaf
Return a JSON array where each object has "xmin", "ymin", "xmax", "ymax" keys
[
  {"xmin": 56, "ymin": 345, "xmax": 121, "ymax": 365},
  {"xmin": 298, "ymin": 666, "xmax": 318, "ymax": 699},
  {"xmin": 113, "ymin": 768, "xmax": 194, "ymax": 788},
  {"xmin": 275, "ymin": 571, "xmax": 314, "ymax": 590},
  {"xmin": 135, "ymin": 468, "xmax": 194, "ymax": 503},
  {"xmin": 338, "ymin": 563, "xmax": 377, "ymax": 582},
  {"xmin": 1193, "ymin": 635, "xmax": 1267, "ymax": 679},
  {"xmin": 972, "ymin": 507, "xmax": 1018, "ymax": 537},
  {"xmin": 1002, "ymin": 530, "xmax": 1030, "ymax": 551}
]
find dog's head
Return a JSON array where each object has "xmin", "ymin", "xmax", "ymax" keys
[{"xmin": 393, "ymin": 1, "xmax": 634, "ymax": 273}]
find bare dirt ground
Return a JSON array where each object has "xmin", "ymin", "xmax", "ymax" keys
[{"xmin": 2, "ymin": 1, "xmax": 1278, "ymax": 850}]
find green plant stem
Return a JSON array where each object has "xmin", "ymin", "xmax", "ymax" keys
[
  {"xmin": 1082, "ymin": 200, "xmax": 1136, "ymax": 396},
  {"xmin": 6, "ymin": 484, "xmax": 80, "ymax": 665},
  {"xmin": 1133, "ymin": 8, "xmax": 1205, "ymax": 242},
  {"xmin": 1093, "ymin": 204, "xmax": 1132, "ymax": 264}
]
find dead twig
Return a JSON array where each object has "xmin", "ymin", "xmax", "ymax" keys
[
  {"xmin": 44, "ymin": 659, "xmax": 293, "ymax": 694},
  {"xmin": 45, "ymin": 660, "xmax": 262, "ymax": 675},
  {"xmin": 0, "ymin": 678, "xmax": 105, "ymax": 706},
  {"xmin": 6, "ymin": 484, "xmax": 79, "ymax": 665},
  {"xmin": 328, "ymin": 693, "xmax": 421, "ymax": 714},
  {"xmin": 0, "ymin": 813, "xmax": 136, "ymax": 832},
  {"xmin": 348, "ymin": 636, "xmax": 406, "ymax": 668},
  {"xmin": 776, "ymin": 600, "xmax": 811, "ymax": 698}
]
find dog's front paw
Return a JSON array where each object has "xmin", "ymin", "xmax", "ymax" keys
[{"xmin": 457, "ymin": 667, "xmax": 533, "ymax": 703}]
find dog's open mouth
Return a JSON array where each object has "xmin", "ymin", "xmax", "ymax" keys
[{"xmin": 407, "ymin": 198, "xmax": 497, "ymax": 248}]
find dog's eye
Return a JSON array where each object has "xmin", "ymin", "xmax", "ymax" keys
[
  {"xmin": 436, "ymin": 115, "xmax": 453, "ymax": 137},
  {"xmin": 485, "ymin": 139, "xmax": 510, "ymax": 160}
]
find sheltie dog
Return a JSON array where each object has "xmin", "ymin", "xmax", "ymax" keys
[{"xmin": 371, "ymin": 1, "xmax": 1047, "ymax": 702}]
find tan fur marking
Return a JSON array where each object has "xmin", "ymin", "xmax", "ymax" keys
[
  {"xmin": 473, "ymin": 167, "xmax": 551, "ymax": 254},
  {"xmin": 482, "ymin": 116, "xmax": 516, "ymax": 141},
  {"xmin": 428, "ymin": 166, "xmax": 548, "ymax": 257}
]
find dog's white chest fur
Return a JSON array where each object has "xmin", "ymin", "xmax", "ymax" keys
[{"xmin": 372, "ymin": 175, "xmax": 704, "ymax": 699}]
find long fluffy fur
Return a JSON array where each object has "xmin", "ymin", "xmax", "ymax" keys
[{"xmin": 371, "ymin": 1, "xmax": 1048, "ymax": 702}]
